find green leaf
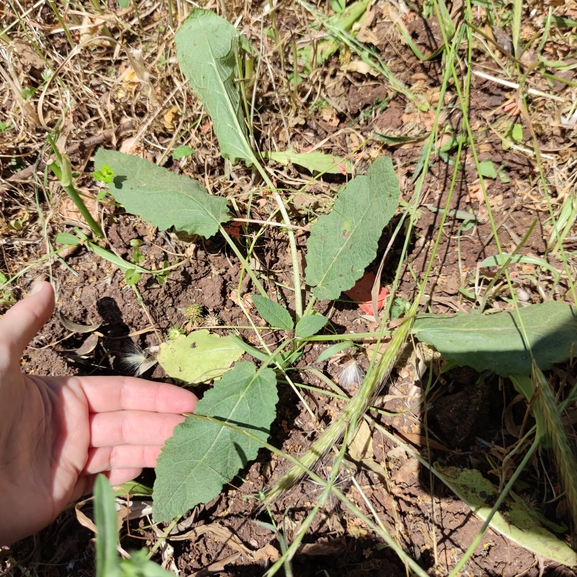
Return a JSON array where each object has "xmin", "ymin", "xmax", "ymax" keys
[
  {"xmin": 478, "ymin": 160, "xmax": 497, "ymax": 179},
  {"xmin": 119, "ymin": 550, "xmax": 175, "ymax": 576},
  {"xmin": 329, "ymin": 0, "xmax": 346, "ymax": 13},
  {"xmin": 305, "ymin": 156, "xmax": 400, "ymax": 300},
  {"xmin": 172, "ymin": 145, "xmax": 195, "ymax": 159},
  {"xmin": 117, "ymin": 0, "xmax": 130, "ymax": 7},
  {"xmin": 479, "ymin": 253, "xmax": 560, "ymax": 281},
  {"xmin": 265, "ymin": 149, "xmax": 353, "ymax": 174},
  {"xmin": 252, "ymin": 295, "xmax": 294, "ymax": 330},
  {"xmin": 94, "ymin": 149, "xmax": 230, "ymax": 238},
  {"xmin": 55, "ymin": 232, "xmax": 82, "ymax": 246},
  {"xmin": 175, "ymin": 9, "xmax": 255, "ymax": 165},
  {"xmin": 317, "ymin": 341, "xmax": 352, "ymax": 363},
  {"xmin": 93, "ymin": 164, "xmax": 115, "ymax": 183},
  {"xmin": 158, "ymin": 330, "xmax": 244, "ymax": 384},
  {"xmin": 153, "ymin": 362, "xmax": 277, "ymax": 521},
  {"xmin": 435, "ymin": 465, "xmax": 577, "ymax": 566},
  {"xmin": 295, "ymin": 313, "xmax": 329, "ymax": 338},
  {"xmin": 412, "ymin": 302, "xmax": 577, "ymax": 376},
  {"xmin": 94, "ymin": 475, "xmax": 121, "ymax": 577}
]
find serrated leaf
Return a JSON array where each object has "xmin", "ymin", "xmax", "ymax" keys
[
  {"xmin": 412, "ymin": 302, "xmax": 577, "ymax": 376},
  {"xmin": 305, "ymin": 156, "xmax": 400, "ymax": 300},
  {"xmin": 295, "ymin": 313, "xmax": 328, "ymax": 338},
  {"xmin": 175, "ymin": 9, "xmax": 255, "ymax": 165},
  {"xmin": 153, "ymin": 362, "xmax": 277, "ymax": 521},
  {"xmin": 157, "ymin": 330, "xmax": 243, "ymax": 384},
  {"xmin": 265, "ymin": 149, "xmax": 352, "ymax": 174},
  {"xmin": 436, "ymin": 465, "xmax": 577, "ymax": 566},
  {"xmin": 252, "ymin": 295, "xmax": 294, "ymax": 330},
  {"xmin": 94, "ymin": 149, "xmax": 230, "ymax": 238}
]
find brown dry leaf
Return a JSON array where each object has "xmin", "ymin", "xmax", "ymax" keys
[
  {"xmin": 321, "ymin": 106, "xmax": 340, "ymax": 127},
  {"xmin": 164, "ymin": 105, "xmax": 180, "ymax": 131},
  {"xmin": 75, "ymin": 333, "xmax": 100, "ymax": 356},
  {"xmin": 348, "ymin": 419, "xmax": 374, "ymax": 461},
  {"xmin": 467, "ymin": 181, "xmax": 484, "ymax": 203},
  {"xmin": 391, "ymin": 456, "xmax": 419, "ymax": 485},
  {"xmin": 341, "ymin": 60, "xmax": 379, "ymax": 77},
  {"xmin": 346, "ymin": 517, "xmax": 368, "ymax": 539},
  {"xmin": 79, "ymin": 14, "xmax": 109, "ymax": 46},
  {"xmin": 119, "ymin": 137, "xmax": 140, "ymax": 154}
]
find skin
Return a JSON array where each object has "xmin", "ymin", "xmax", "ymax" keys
[{"xmin": 0, "ymin": 282, "xmax": 197, "ymax": 545}]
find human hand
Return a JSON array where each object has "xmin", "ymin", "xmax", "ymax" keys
[{"xmin": 0, "ymin": 282, "xmax": 197, "ymax": 545}]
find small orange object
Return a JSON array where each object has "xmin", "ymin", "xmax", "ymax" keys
[{"xmin": 344, "ymin": 271, "xmax": 387, "ymax": 315}]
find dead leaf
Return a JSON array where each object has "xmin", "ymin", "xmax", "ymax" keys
[
  {"xmin": 58, "ymin": 311, "xmax": 101, "ymax": 333},
  {"xmin": 164, "ymin": 105, "xmax": 180, "ymax": 131},
  {"xmin": 341, "ymin": 60, "xmax": 379, "ymax": 76},
  {"xmin": 348, "ymin": 420, "xmax": 374, "ymax": 461},
  {"xmin": 75, "ymin": 333, "xmax": 100, "ymax": 356}
]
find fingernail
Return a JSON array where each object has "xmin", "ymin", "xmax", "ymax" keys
[{"xmin": 31, "ymin": 282, "xmax": 45, "ymax": 295}]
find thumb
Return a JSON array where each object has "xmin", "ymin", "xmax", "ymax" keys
[{"xmin": 0, "ymin": 282, "xmax": 55, "ymax": 362}]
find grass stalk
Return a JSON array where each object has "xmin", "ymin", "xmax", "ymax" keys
[
  {"xmin": 264, "ymin": 311, "xmax": 416, "ymax": 503},
  {"xmin": 191, "ymin": 413, "xmax": 430, "ymax": 577}
]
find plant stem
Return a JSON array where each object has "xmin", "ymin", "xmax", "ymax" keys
[{"xmin": 252, "ymin": 161, "xmax": 304, "ymax": 320}]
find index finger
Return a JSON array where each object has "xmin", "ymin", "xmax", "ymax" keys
[{"xmin": 73, "ymin": 375, "xmax": 197, "ymax": 414}]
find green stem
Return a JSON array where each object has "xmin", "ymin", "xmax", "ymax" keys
[
  {"xmin": 251, "ymin": 159, "xmax": 303, "ymax": 320},
  {"xmin": 220, "ymin": 227, "xmax": 268, "ymax": 298}
]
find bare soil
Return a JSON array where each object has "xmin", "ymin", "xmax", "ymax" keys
[{"xmin": 2, "ymin": 0, "xmax": 577, "ymax": 575}]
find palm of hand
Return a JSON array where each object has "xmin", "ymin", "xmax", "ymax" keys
[{"xmin": 0, "ymin": 283, "xmax": 196, "ymax": 545}]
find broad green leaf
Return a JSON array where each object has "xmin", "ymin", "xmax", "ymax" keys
[
  {"xmin": 157, "ymin": 330, "xmax": 244, "ymax": 384},
  {"xmin": 295, "ymin": 313, "xmax": 329, "ymax": 338},
  {"xmin": 153, "ymin": 362, "xmax": 277, "ymax": 521},
  {"xmin": 175, "ymin": 9, "xmax": 255, "ymax": 165},
  {"xmin": 412, "ymin": 302, "xmax": 577, "ymax": 376},
  {"xmin": 265, "ymin": 149, "xmax": 352, "ymax": 174},
  {"xmin": 435, "ymin": 465, "xmax": 577, "ymax": 566},
  {"xmin": 478, "ymin": 160, "xmax": 497, "ymax": 179},
  {"xmin": 94, "ymin": 149, "xmax": 229, "ymax": 238},
  {"xmin": 305, "ymin": 156, "xmax": 400, "ymax": 300},
  {"xmin": 94, "ymin": 475, "xmax": 121, "ymax": 577},
  {"xmin": 252, "ymin": 295, "xmax": 294, "ymax": 330}
]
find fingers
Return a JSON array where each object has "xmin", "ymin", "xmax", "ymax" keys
[
  {"xmin": 90, "ymin": 410, "xmax": 187, "ymax": 447},
  {"xmin": 0, "ymin": 281, "xmax": 55, "ymax": 362},
  {"xmin": 74, "ymin": 469, "xmax": 144, "ymax": 498},
  {"xmin": 78, "ymin": 376, "xmax": 197, "ymax": 414},
  {"xmin": 83, "ymin": 445, "xmax": 163, "ymax": 474}
]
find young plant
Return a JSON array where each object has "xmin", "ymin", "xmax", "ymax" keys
[{"xmin": 93, "ymin": 7, "xmax": 400, "ymax": 525}]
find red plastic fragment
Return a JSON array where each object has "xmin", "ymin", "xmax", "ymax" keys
[{"xmin": 344, "ymin": 271, "xmax": 387, "ymax": 315}]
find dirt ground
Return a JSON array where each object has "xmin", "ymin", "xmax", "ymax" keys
[{"xmin": 2, "ymin": 0, "xmax": 577, "ymax": 575}]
